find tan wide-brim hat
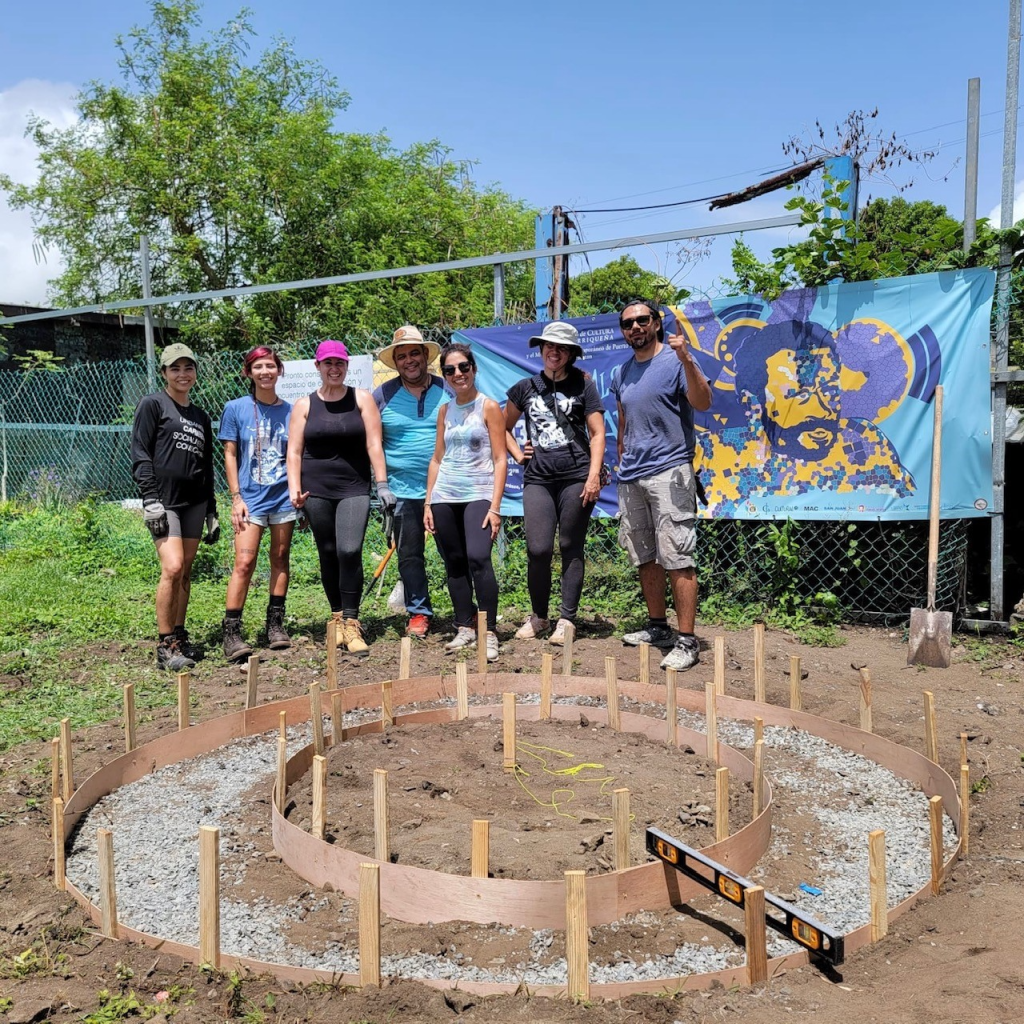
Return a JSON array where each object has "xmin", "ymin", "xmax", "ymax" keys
[
  {"xmin": 378, "ymin": 325, "xmax": 441, "ymax": 370},
  {"xmin": 528, "ymin": 320, "xmax": 584, "ymax": 359}
]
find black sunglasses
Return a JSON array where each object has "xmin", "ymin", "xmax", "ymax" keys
[
  {"xmin": 442, "ymin": 361, "xmax": 473, "ymax": 376},
  {"xmin": 619, "ymin": 314, "xmax": 654, "ymax": 330}
]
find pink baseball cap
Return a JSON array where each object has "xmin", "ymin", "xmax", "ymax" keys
[{"xmin": 315, "ymin": 339, "xmax": 349, "ymax": 362}]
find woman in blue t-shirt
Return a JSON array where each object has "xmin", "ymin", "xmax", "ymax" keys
[{"xmin": 219, "ymin": 346, "xmax": 297, "ymax": 662}]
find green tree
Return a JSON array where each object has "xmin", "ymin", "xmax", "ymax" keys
[
  {"xmin": 1, "ymin": 1, "xmax": 535, "ymax": 347},
  {"xmin": 568, "ymin": 255, "xmax": 681, "ymax": 313}
]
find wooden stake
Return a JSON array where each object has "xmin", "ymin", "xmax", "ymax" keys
[
  {"xmin": 326, "ymin": 618, "xmax": 338, "ymax": 690},
  {"xmin": 540, "ymin": 653, "xmax": 552, "ymax": 720},
  {"xmin": 373, "ymin": 768, "xmax": 389, "ymax": 863},
  {"xmin": 97, "ymin": 828, "xmax": 118, "ymax": 939},
  {"xmin": 331, "ymin": 691, "xmax": 344, "ymax": 743},
  {"xmin": 311, "ymin": 755, "xmax": 327, "ymax": 841},
  {"xmin": 752, "ymin": 622, "xmax": 766, "ymax": 704},
  {"xmin": 715, "ymin": 766, "xmax": 730, "ymax": 842},
  {"xmin": 245, "ymin": 655, "xmax": 259, "ymax": 709},
  {"xmin": 561, "ymin": 620, "xmax": 575, "ymax": 678},
  {"xmin": 753, "ymin": 715, "xmax": 764, "ymax": 745},
  {"xmin": 455, "ymin": 663, "xmax": 469, "ymax": 721},
  {"xmin": 50, "ymin": 737, "xmax": 60, "ymax": 801},
  {"xmin": 502, "ymin": 692, "xmax": 517, "ymax": 773},
  {"xmin": 359, "ymin": 862, "xmax": 381, "ymax": 988},
  {"xmin": 714, "ymin": 635, "xmax": 726, "ymax": 696},
  {"xmin": 276, "ymin": 733, "xmax": 288, "ymax": 815},
  {"xmin": 477, "ymin": 610, "xmax": 488, "ymax": 677},
  {"xmin": 198, "ymin": 826, "xmax": 220, "ymax": 968},
  {"xmin": 923, "ymin": 690, "xmax": 938, "ymax": 763},
  {"xmin": 869, "ymin": 829, "xmax": 888, "ymax": 941},
  {"xmin": 398, "ymin": 637, "xmax": 411, "ymax": 680},
  {"xmin": 665, "ymin": 668, "xmax": 677, "ymax": 747},
  {"xmin": 744, "ymin": 885, "xmax": 767, "ymax": 984},
  {"xmin": 612, "ymin": 788, "xmax": 630, "ymax": 871},
  {"xmin": 705, "ymin": 681, "xmax": 718, "ymax": 763},
  {"xmin": 789, "ymin": 655, "xmax": 802, "ymax": 712},
  {"xmin": 381, "ymin": 680, "xmax": 394, "ymax": 728},
  {"xmin": 309, "ymin": 683, "xmax": 325, "ymax": 756},
  {"xmin": 123, "ymin": 683, "xmax": 136, "ymax": 753},
  {"xmin": 959, "ymin": 731, "xmax": 968, "ymax": 769},
  {"xmin": 59, "ymin": 718, "xmax": 73, "ymax": 801},
  {"xmin": 177, "ymin": 671, "xmax": 190, "ymax": 730},
  {"xmin": 471, "ymin": 819, "xmax": 490, "ymax": 879},
  {"xmin": 638, "ymin": 641, "xmax": 650, "ymax": 686},
  {"xmin": 929, "ymin": 795, "xmax": 944, "ymax": 895},
  {"xmin": 752, "ymin": 739, "xmax": 765, "ymax": 819},
  {"xmin": 859, "ymin": 667, "xmax": 873, "ymax": 733},
  {"xmin": 52, "ymin": 797, "xmax": 65, "ymax": 891},
  {"xmin": 564, "ymin": 870, "xmax": 589, "ymax": 1003},
  {"xmin": 605, "ymin": 656, "xmax": 620, "ymax": 731},
  {"xmin": 960, "ymin": 764, "xmax": 970, "ymax": 857}
]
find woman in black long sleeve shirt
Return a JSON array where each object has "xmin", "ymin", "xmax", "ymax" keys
[{"xmin": 130, "ymin": 343, "xmax": 218, "ymax": 671}]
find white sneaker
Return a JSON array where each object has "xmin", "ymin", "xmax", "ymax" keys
[
  {"xmin": 548, "ymin": 618, "xmax": 572, "ymax": 646},
  {"xmin": 515, "ymin": 614, "xmax": 549, "ymax": 640},
  {"xmin": 486, "ymin": 631, "xmax": 500, "ymax": 662},
  {"xmin": 445, "ymin": 626, "xmax": 477, "ymax": 652}
]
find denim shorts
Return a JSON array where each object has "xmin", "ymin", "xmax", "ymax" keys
[
  {"xmin": 617, "ymin": 462, "xmax": 697, "ymax": 570},
  {"xmin": 245, "ymin": 509, "xmax": 300, "ymax": 528}
]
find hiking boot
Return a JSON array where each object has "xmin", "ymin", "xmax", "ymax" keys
[
  {"xmin": 548, "ymin": 618, "xmax": 573, "ymax": 646},
  {"xmin": 445, "ymin": 626, "xmax": 477, "ymax": 652},
  {"xmin": 486, "ymin": 631, "xmax": 500, "ymax": 662},
  {"xmin": 342, "ymin": 617, "xmax": 369, "ymax": 658},
  {"xmin": 174, "ymin": 625, "xmax": 200, "ymax": 662},
  {"xmin": 621, "ymin": 622, "xmax": 677, "ymax": 649},
  {"xmin": 222, "ymin": 617, "xmax": 253, "ymax": 663},
  {"xmin": 515, "ymin": 614, "xmax": 548, "ymax": 640},
  {"xmin": 265, "ymin": 606, "xmax": 291, "ymax": 650},
  {"xmin": 157, "ymin": 637, "xmax": 195, "ymax": 672},
  {"xmin": 659, "ymin": 634, "xmax": 701, "ymax": 672},
  {"xmin": 406, "ymin": 614, "xmax": 430, "ymax": 639}
]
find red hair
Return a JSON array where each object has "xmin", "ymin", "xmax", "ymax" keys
[{"xmin": 242, "ymin": 346, "xmax": 284, "ymax": 376}]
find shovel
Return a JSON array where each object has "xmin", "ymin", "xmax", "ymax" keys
[
  {"xmin": 907, "ymin": 384, "xmax": 951, "ymax": 668},
  {"xmin": 362, "ymin": 504, "xmax": 396, "ymax": 601}
]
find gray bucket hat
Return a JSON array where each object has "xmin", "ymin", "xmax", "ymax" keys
[{"xmin": 528, "ymin": 321, "xmax": 583, "ymax": 359}]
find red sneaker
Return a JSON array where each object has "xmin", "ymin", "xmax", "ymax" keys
[{"xmin": 407, "ymin": 614, "xmax": 429, "ymax": 638}]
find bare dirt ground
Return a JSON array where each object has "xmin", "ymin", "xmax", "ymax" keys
[{"xmin": 1, "ymin": 619, "xmax": 1022, "ymax": 1024}]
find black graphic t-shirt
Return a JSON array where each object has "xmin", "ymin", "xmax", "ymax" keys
[
  {"xmin": 131, "ymin": 391, "xmax": 215, "ymax": 510},
  {"xmin": 506, "ymin": 371, "xmax": 603, "ymax": 483}
]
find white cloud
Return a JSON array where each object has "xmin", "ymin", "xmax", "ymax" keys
[
  {"xmin": 0, "ymin": 79, "xmax": 78, "ymax": 306},
  {"xmin": 987, "ymin": 182, "xmax": 1024, "ymax": 228}
]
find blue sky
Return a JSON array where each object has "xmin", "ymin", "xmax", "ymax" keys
[{"xmin": 0, "ymin": 0, "xmax": 1020, "ymax": 307}]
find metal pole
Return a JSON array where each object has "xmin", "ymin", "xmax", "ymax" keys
[
  {"xmin": 140, "ymin": 235, "xmax": 157, "ymax": 393},
  {"xmin": 992, "ymin": 0, "xmax": 1021, "ymax": 623},
  {"xmin": 964, "ymin": 78, "xmax": 981, "ymax": 251},
  {"xmin": 493, "ymin": 264, "xmax": 505, "ymax": 323}
]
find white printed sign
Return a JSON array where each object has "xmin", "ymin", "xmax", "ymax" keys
[{"xmin": 278, "ymin": 356, "xmax": 374, "ymax": 405}]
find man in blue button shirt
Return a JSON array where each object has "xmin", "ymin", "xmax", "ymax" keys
[
  {"xmin": 610, "ymin": 300, "xmax": 713, "ymax": 671},
  {"xmin": 374, "ymin": 326, "xmax": 448, "ymax": 637}
]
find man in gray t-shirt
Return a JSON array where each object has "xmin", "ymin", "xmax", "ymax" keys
[{"xmin": 609, "ymin": 300, "xmax": 712, "ymax": 671}]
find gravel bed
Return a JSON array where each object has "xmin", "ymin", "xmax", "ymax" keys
[{"xmin": 65, "ymin": 696, "xmax": 954, "ymax": 984}]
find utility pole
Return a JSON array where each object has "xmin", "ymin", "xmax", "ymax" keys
[{"xmin": 534, "ymin": 207, "xmax": 574, "ymax": 321}]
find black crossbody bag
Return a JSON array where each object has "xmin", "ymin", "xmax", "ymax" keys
[{"xmin": 526, "ymin": 374, "xmax": 611, "ymax": 487}]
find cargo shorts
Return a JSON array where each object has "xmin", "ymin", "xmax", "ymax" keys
[{"xmin": 617, "ymin": 461, "xmax": 697, "ymax": 570}]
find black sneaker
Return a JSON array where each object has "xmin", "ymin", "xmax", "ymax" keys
[
  {"xmin": 659, "ymin": 634, "xmax": 700, "ymax": 672},
  {"xmin": 621, "ymin": 622, "xmax": 677, "ymax": 649},
  {"xmin": 174, "ymin": 625, "xmax": 200, "ymax": 662},
  {"xmin": 156, "ymin": 638, "xmax": 196, "ymax": 672}
]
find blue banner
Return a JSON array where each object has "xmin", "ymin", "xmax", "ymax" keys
[{"xmin": 458, "ymin": 267, "xmax": 995, "ymax": 520}]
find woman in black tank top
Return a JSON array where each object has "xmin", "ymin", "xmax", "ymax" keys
[{"xmin": 286, "ymin": 340, "xmax": 393, "ymax": 656}]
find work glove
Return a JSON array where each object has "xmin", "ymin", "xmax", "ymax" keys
[
  {"xmin": 143, "ymin": 501, "xmax": 169, "ymax": 539},
  {"xmin": 203, "ymin": 513, "xmax": 221, "ymax": 545},
  {"xmin": 375, "ymin": 482, "xmax": 397, "ymax": 512}
]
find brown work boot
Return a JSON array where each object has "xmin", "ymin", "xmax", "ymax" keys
[
  {"xmin": 265, "ymin": 605, "xmax": 291, "ymax": 650},
  {"xmin": 342, "ymin": 617, "xmax": 369, "ymax": 658},
  {"xmin": 222, "ymin": 616, "xmax": 253, "ymax": 663}
]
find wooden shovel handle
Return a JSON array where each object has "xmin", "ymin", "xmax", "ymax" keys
[{"xmin": 926, "ymin": 385, "xmax": 943, "ymax": 609}]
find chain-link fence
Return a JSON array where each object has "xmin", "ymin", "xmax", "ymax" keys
[{"xmin": 0, "ymin": 315, "xmax": 972, "ymax": 623}]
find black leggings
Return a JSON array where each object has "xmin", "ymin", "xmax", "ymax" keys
[
  {"xmin": 523, "ymin": 478, "xmax": 595, "ymax": 621},
  {"xmin": 431, "ymin": 499, "xmax": 499, "ymax": 631},
  {"xmin": 304, "ymin": 494, "xmax": 371, "ymax": 618}
]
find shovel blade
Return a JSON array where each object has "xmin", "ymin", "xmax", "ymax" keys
[{"xmin": 907, "ymin": 607, "xmax": 953, "ymax": 668}]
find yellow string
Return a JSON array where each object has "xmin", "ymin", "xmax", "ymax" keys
[{"xmin": 510, "ymin": 740, "xmax": 618, "ymax": 821}]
